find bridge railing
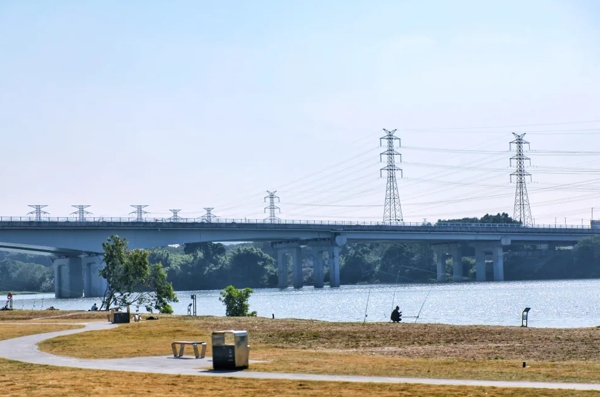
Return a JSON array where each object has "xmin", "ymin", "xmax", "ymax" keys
[{"xmin": 0, "ymin": 217, "xmax": 595, "ymax": 231}]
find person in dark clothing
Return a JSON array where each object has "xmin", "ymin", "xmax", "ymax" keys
[{"xmin": 391, "ymin": 306, "xmax": 402, "ymax": 323}]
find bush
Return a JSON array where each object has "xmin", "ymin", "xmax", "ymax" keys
[{"xmin": 219, "ymin": 285, "xmax": 257, "ymax": 317}]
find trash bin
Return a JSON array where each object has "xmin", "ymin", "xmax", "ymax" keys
[{"xmin": 211, "ymin": 330, "xmax": 250, "ymax": 370}]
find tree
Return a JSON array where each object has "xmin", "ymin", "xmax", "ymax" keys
[
  {"xmin": 341, "ymin": 245, "xmax": 375, "ymax": 284},
  {"xmin": 219, "ymin": 285, "xmax": 257, "ymax": 317},
  {"xmin": 573, "ymin": 236, "xmax": 600, "ymax": 278},
  {"xmin": 100, "ymin": 235, "xmax": 178, "ymax": 313},
  {"xmin": 226, "ymin": 246, "xmax": 276, "ymax": 288},
  {"xmin": 437, "ymin": 213, "xmax": 520, "ymax": 225}
]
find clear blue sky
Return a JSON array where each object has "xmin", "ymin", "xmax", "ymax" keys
[{"xmin": 1, "ymin": 0, "xmax": 599, "ymax": 224}]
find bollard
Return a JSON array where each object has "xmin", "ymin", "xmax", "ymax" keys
[
  {"xmin": 523, "ymin": 362, "xmax": 527, "ymax": 368},
  {"xmin": 272, "ymin": 314, "xmax": 275, "ymax": 319}
]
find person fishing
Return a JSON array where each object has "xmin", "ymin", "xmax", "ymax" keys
[{"xmin": 391, "ymin": 306, "xmax": 402, "ymax": 323}]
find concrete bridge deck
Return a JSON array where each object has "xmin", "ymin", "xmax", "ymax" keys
[{"xmin": 1, "ymin": 218, "xmax": 598, "ymax": 298}]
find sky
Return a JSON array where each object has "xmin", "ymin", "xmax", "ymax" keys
[{"xmin": 1, "ymin": 0, "xmax": 599, "ymax": 225}]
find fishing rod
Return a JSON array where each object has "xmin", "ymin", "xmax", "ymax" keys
[{"xmin": 363, "ymin": 288, "xmax": 371, "ymax": 322}]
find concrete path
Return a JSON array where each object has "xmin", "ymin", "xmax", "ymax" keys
[{"xmin": 1, "ymin": 322, "xmax": 600, "ymax": 391}]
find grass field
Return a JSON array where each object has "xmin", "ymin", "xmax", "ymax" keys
[
  {"xmin": 35, "ymin": 314, "xmax": 600, "ymax": 384},
  {"xmin": 2, "ymin": 312, "xmax": 600, "ymax": 396}
]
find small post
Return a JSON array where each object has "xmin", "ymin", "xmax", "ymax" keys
[
  {"xmin": 521, "ymin": 307, "xmax": 531, "ymax": 327},
  {"xmin": 191, "ymin": 294, "xmax": 197, "ymax": 316}
]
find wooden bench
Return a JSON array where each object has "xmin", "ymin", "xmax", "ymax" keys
[{"xmin": 171, "ymin": 341, "xmax": 207, "ymax": 359}]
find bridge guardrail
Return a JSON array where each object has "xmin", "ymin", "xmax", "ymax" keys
[{"xmin": 0, "ymin": 217, "xmax": 596, "ymax": 233}]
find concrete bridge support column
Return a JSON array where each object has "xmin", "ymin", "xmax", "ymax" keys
[
  {"xmin": 277, "ymin": 250, "xmax": 288, "ymax": 289},
  {"xmin": 292, "ymin": 247, "xmax": 303, "ymax": 289},
  {"xmin": 475, "ymin": 247, "xmax": 487, "ymax": 282},
  {"xmin": 53, "ymin": 257, "xmax": 83, "ymax": 299},
  {"xmin": 329, "ymin": 246, "xmax": 340, "ymax": 288},
  {"xmin": 493, "ymin": 246, "xmax": 505, "ymax": 281},
  {"xmin": 313, "ymin": 250, "xmax": 325, "ymax": 289},
  {"xmin": 328, "ymin": 235, "xmax": 346, "ymax": 288},
  {"xmin": 82, "ymin": 256, "xmax": 107, "ymax": 298},
  {"xmin": 452, "ymin": 246, "xmax": 463, "ymax": 282},
  {"xmin": 434, "ymin": 247, "xmax": 446, "ymax": 282}
]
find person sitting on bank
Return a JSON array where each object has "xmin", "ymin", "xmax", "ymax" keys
[
  {"xmin": 90, "ymin": 303, "xmax": 98, "ymax": 311},
  {"xmin": 391, "ymin": 306, "xmax": 402, "ymax": 323}
]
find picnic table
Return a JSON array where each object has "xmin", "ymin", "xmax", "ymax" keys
[{"xmin": 171, "ymin": 341, "xmax": 207, "ymax": 359}]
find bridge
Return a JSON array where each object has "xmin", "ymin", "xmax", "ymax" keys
[{"xmin": 1, "ymin": 217, "xmax": 598, "ymax": 299}]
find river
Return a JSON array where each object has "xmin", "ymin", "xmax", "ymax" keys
[{"xmin": 8, "ymin": 279, "xmax": 600, "ymax": 328}]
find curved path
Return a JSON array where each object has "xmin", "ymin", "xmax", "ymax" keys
[{"xmin": 1, "ymin": 322, "xmax": 600, "ymax": 391}]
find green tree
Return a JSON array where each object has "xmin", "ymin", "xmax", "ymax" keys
[
  {"xmin": 573, "ymin": 235, "xmax": 600, "ymax": 278},
  {"xmin": 100, "ymin": 235, "xmax": 178, "ymax": 313},
  {"xmin": 437, "ymin": 213, "xmax": 520, "ymax": 225},
  {"xmin": 226, "ymin": 246, "xmax": 276, "ymax": 288},
  {"xmin": 341, "ymin": 245, "xmax": 374, "ymax": 284},
  {"xmin": 219, "ymin": 285, "xmax": 257, "ymax": 317}
]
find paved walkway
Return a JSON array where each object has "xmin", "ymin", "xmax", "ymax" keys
[{"xmin": 1, "ymin": 322, "xmax": 600, "ymax": 391}]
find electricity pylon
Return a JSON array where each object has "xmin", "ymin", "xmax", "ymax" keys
[
  {"xmin": 169, "ymin": 209, "xmax": 182, "ymax": 222},
  {"xmin": 201, "ymin": 208, "xmax": 218, "ymax": 223},
  {"xmin": 380, "ymin": 129, "xmax": 403, "ymax": 224},
  {"xmin": 264, "ymin": 191, "xmax": 281, "ymax": 223},
  {"xmin": 130, "ymin": 205, "xmax": 149, "ymax": 221},
  {"xmin": 27, "ymin": 205, "xmax": 48, "ymax": 221},
  {"xmin": 510, "ymin": 132, "xmax": 533, "ymax": 226},
  {"xmin": 71, "ymin": 205, "xmax": 92, "ymax": 221}
]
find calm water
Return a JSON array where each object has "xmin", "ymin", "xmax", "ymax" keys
[{"xmin": 10, "ymin": 279, "xmax": 600, "ymax": 328}]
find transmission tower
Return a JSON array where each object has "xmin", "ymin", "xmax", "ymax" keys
[
  {"xmin": 130, "ymin": 205, "xmax": 149, "ymax": 221},
  {"xmin": 380, "ymin": 129, "xmax": 403, "ymax": 224},
  {"xmin": 201, "ymin": 208, "xmax": 218, "ymax": 223},
  {"xmin": 510, "ymin": 132, "xmax": 533, "ymax": 226},
  {"xmin": 169, "ymin": 209, "xmax": 182, "ymax": 222},
  {"xmin": 264, "ymin": 190, "xmax": 281, "ymax": 223},
  {"xmin": 71, "ymin": 205, "xmax": 92, "ymax": 221},
  {"xmin": 27, "ymin": 205, "xmax": 48, "ymax": 221}
]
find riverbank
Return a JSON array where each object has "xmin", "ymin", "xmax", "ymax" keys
[
  {"xmin": 2, "ymin": 312, "xmax": 600, "ymax": 396},
  {"xmin": 32, "ymin": 312, "xmax": 600, "ymax": 384}
]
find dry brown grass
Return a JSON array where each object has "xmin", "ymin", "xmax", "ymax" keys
[
  {"xmin": 0, "ymin": 359, "xmax": 598, "ymax": 397},
  {"xmin": 0, "ymin": 310, "xmax": 107, "ymax": 322},
  {"xmin": 2, "ymin": 314, "xmax": 600, "ymax": 396},
  {"xmin": 36, "ymin": 315, "xmax": 600, "ymax": 383},
  {"xmin": 0, "ymin": 324, "xmax": 83, "ymax": 341}
]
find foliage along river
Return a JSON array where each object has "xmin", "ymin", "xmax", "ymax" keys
[{"xmin": 9, "ymin": 279, "xmax": 600, "ymax": 328}]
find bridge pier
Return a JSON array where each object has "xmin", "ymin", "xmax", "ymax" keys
[
  {"xmin": 434, "ymin": 247, "xmax": 446, "ymax": 282},
  {"xmin": 493, "ymin": 246, "xmax": 504, "ymax": 281},
  {"xmin": 292, "ymin": 247, "xmax": 303, "ymax": 289},
  {"xmin": 475, "ymin": 246, "xmax": 487, "ymax": 282},
  {"xmin": 53, "ymin": 257, "xmax": 83, "ymax": 299},
  {"xmin": 82, "ymin": 256, "xmax": 107, "ymax": 298},
  {"xmin": 452, "ymin": 246, "xmax": 463, "ymax": 281},
  {"xmin": 329, "ymin": 246, "xmax": 340, "ymax": 288},
  {"xmin": 274, "ymin": 244, "xmax": 303, "ymax": 289},
  {"xmin": 312, "ymin": 249, "xmax": 325, "ymax": 288}
]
